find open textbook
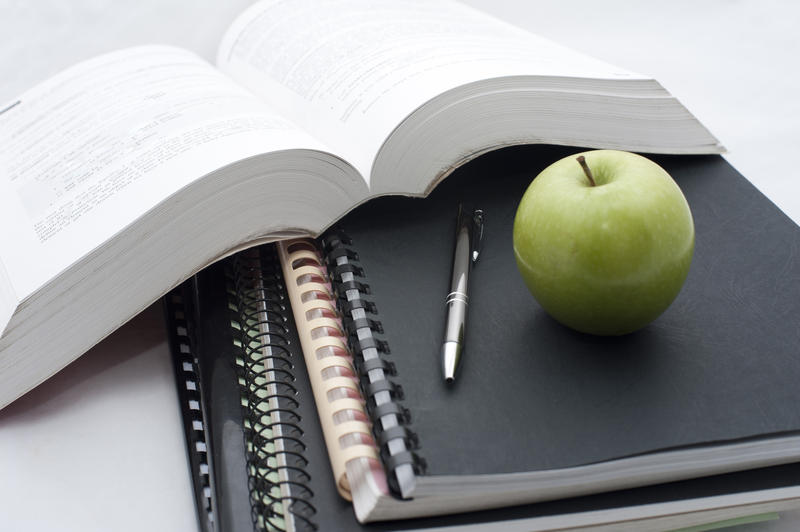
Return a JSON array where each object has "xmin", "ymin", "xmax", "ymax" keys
[{"xmin": 0, "ymin": 0, "xmax": 721, "ymax": 409}]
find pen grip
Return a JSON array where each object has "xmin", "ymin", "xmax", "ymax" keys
[
  {"xmin": 443, "ymin": 291, "xmax": 468, "ymax": 343},
  {"xmin": 446, "ymin": 217, "xmax": 472, "ymax": 342}
]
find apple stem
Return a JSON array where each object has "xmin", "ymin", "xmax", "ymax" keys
[{"xmin": 576, "ymin": 155, "xmax": 597, "ymax": 187}]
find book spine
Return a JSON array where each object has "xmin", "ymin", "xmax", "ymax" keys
[
  {"xmin": 277, "ymin": 239, "xmax": 382, "ymax": 500},
  {"xmin": 318, "ymin": 231, "xmax": 426, "ymax": 498},
  {"xmin": 163, "ymin": 287, "xmax": 215, "ymax": 532}
]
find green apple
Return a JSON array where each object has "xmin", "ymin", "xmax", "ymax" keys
[{"xmin": 513, "ymin": 150, "xmax": 694, "ymax": 336}]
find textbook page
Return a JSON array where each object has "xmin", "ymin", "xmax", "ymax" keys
[
  {"xmin": 0, "ymin": 46, "xmax": 331, "ymax": 301},
  {"xmin": 217, "ymin": 0, "xmax": 646, "ymax": 183}
]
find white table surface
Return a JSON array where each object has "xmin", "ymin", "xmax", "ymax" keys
[{"xmin": 1, "ymin": 1, "xmax": 798, "ymax": 531}]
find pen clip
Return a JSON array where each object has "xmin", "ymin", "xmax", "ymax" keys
[{"xmin": 471, "ymin": 209, "xmax": 484, "ymax": 263}]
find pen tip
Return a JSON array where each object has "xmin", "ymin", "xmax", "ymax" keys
[{"xmin": 442, "ymin": 341, "xmax": 460, "ymax": 383}]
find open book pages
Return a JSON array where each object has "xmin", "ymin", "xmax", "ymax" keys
[
  {"xmin": 0, "ymin": 0, "xmax": 721, "ymax": 410},
  {"xmin": 218, "ymin": 0, "xmax": 722, "ymax": 193},
  {"xmin": 0, "ymin": 46, "xmax": 362, "ymax": 409}
]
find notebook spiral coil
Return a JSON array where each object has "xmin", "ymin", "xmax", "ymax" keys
[
  {"xmin": 229, "ymin": 246, "xmax": 317, "ymax": 532},
  {"xmin": 319, "ymin": 230, "xmax": 427, "ymax": 495},
  {"xmin": 277, "ymin": 238, "xmax": 379, "ymax": 499}
]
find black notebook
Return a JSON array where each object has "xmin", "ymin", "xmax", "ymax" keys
[
  {"xmin": 304, "ymin": 145, "xmax": 800, "ymax": 521},
  {"xmin": 164, "ymin": 146, "xmax": 800, "ymax": 530}
]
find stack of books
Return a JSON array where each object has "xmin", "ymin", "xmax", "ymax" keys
[{"xmin": 2, "ymin": 1, "xmax": 799, "ymax": 531}]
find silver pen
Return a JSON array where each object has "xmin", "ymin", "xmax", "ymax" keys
[{"xmin": 441, "ymin": 205, "xmax": 484, "ymax": 383}]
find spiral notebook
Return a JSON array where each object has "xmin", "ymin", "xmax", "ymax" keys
[
  {"xmin": 287, "ymin": 146, "xmax": 800, "ymax": 523},
  {"xmin": 164, "ymin": 243, "xmax": 800, "ymax": 532},
  {"xmin": 164, "ymin": 145, "xmax": 800, "ymax": 530}
]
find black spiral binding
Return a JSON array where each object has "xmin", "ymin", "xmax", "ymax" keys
[
  {"xmin": 320, "ymin": 230, "xmax": 426, "ymax": 497},
  {"xmin": 228, "ymin": 246, "xmax": 317, "ymax": 531},
  {"xmin": 164, "ymin": 290, "xmax": 215, "ymax": 532}
]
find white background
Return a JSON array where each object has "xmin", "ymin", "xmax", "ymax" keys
[{"xmin": 0, "ymin": 1, "xmax": 798, "ymax": 531}]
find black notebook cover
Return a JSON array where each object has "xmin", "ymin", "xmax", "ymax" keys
[{"xmin": 325, "ymin": 144, "xmax": 800, "ymax": 480}]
